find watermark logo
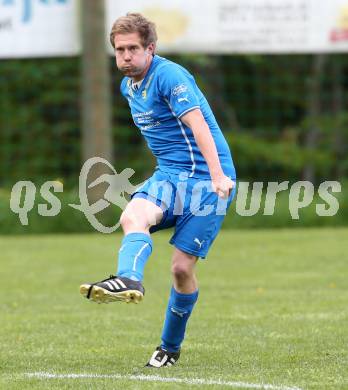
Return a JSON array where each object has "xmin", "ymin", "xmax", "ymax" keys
[
  {"xmin": 10, "ymin": 180, "xmax": 63, "ymax": 225},
  {"xmin": 9, "ymin": 157, "xmax": 342, "ymax": 233},
  {"xmin": 69, "ymin": 157, "xmax": 139, "ymax": 233},
  {"xmin": 235, "ymin": 181, "xmax": 341, "ymax": 219},
  {"xmin": 9, "ymin": 157, "xmax": 142, "ymax": 233}
]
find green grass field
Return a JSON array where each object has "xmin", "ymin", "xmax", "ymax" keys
[{"xmin": 1, "ymin": 228, "xmax": 347, "ymax": 390}]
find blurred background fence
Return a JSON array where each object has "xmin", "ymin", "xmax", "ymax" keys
[{"xmin": 1, "ymin": 0, "xmax": 347, "ymax": 233}]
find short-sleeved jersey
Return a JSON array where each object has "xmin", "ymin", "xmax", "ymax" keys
[{"xmin": 120, "ymin": 55, "xmax": 236, "ymax": 179}]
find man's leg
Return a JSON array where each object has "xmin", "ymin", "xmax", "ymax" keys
[
  {"xmin": 161, "ymin": 248, "xmax": 199, "ymax": 350},
  {"xmin": 146, "ymin": 248, "xmax": 199, "ymax": 367},
  {"xmin": 146, "ymin": 182, "xmax": 236, "ymax": 366},
  {"xmin": 80, "ymin": 198, "xmax": 163, "ymax": 303},
  {"xmin": 117, "ymin": 197, "xmax": 163, "ymax": 281}
]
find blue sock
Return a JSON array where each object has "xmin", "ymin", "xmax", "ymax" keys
[
  {"xmin": 161, "ymin": 287, "xmax": 199, "ymax": 352},
  {"xmin": 116, "ymin": 233, "xmax": 152, "ymax": 281}
]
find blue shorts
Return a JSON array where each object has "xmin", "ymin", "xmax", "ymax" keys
[{"xmin": 132, "ymin": 169, "xmax": 236, "ymax": 259}]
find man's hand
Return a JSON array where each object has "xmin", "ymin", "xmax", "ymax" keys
[{"xmin": 212, "ymin": 175, "xmax": 235, "ymax": 199}]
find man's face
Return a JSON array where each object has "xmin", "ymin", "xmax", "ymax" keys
[{"xmin": 114, "ymin": 32, "xmax": 154, "ymax": 79}]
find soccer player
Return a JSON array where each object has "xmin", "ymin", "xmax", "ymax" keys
[{"xmin": 80, "ymin": 13, "xmax": 236, "ymax": 367}]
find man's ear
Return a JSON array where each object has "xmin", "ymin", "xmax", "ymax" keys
[{"xmin": 147, "ymin": 42, "xmax": 155, "ymax": 55}]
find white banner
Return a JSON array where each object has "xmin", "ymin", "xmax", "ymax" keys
[
  {"xmin": 106, "ymin": 0, "xmax": 348, "ymax": 54},
  {"xmin": 1, "ymin": 0, "xmax": 348, "ymax": 58},
  {"xmin": 0, "ymin": 0, "xmax": 80, "ymax": 58}
]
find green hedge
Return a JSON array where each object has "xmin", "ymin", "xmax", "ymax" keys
[{"xmin": 1, "ymin": 55, "xmax": 348, "ymax": 187}]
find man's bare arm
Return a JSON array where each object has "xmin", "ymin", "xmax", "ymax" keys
[{"xmin": 180, "ymin": 108, "xmax": 234, "ymax": 198}]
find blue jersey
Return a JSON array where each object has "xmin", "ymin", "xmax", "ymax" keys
[{"xmin": 120, "ymin": 55, "xmax": 236, "ymax": 179}]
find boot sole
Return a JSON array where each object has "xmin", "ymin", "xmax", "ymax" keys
[{"xmin": 80, "ymin": 284, "xmax": 143, "ymax": 304}]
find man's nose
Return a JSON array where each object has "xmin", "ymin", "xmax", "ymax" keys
[{"xmin": 124, "ymin": 50, "xmax": 131, "ymax": 61}]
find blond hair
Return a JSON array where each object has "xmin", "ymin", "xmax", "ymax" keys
[{"xmin": 110, "ymin": 13, "xmax": 157, "ymax": 49}]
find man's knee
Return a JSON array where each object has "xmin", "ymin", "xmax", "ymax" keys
[
  {"xmin": 120, "ymin": 198, "xmax": 163, "ymax": 233},
  {"xmin": 171, "ymin": 253, "xmax": 196, "ymax": 281},
  {"xmin": 120, "ymin": 210, "xmax": 134, "ymax": 230},
  {"xmin": 120, "ymin": 209, "xmax": 146, "ymax": 231}
]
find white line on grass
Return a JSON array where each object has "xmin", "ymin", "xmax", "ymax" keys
[{"xmin": 25, "ymin": 372, "xmax": 302, "ymax": 390}]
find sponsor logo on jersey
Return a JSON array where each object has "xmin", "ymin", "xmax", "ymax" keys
[{"xmin": 172, "ymin": 83, "xmax": 188, "ymax": 96}]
